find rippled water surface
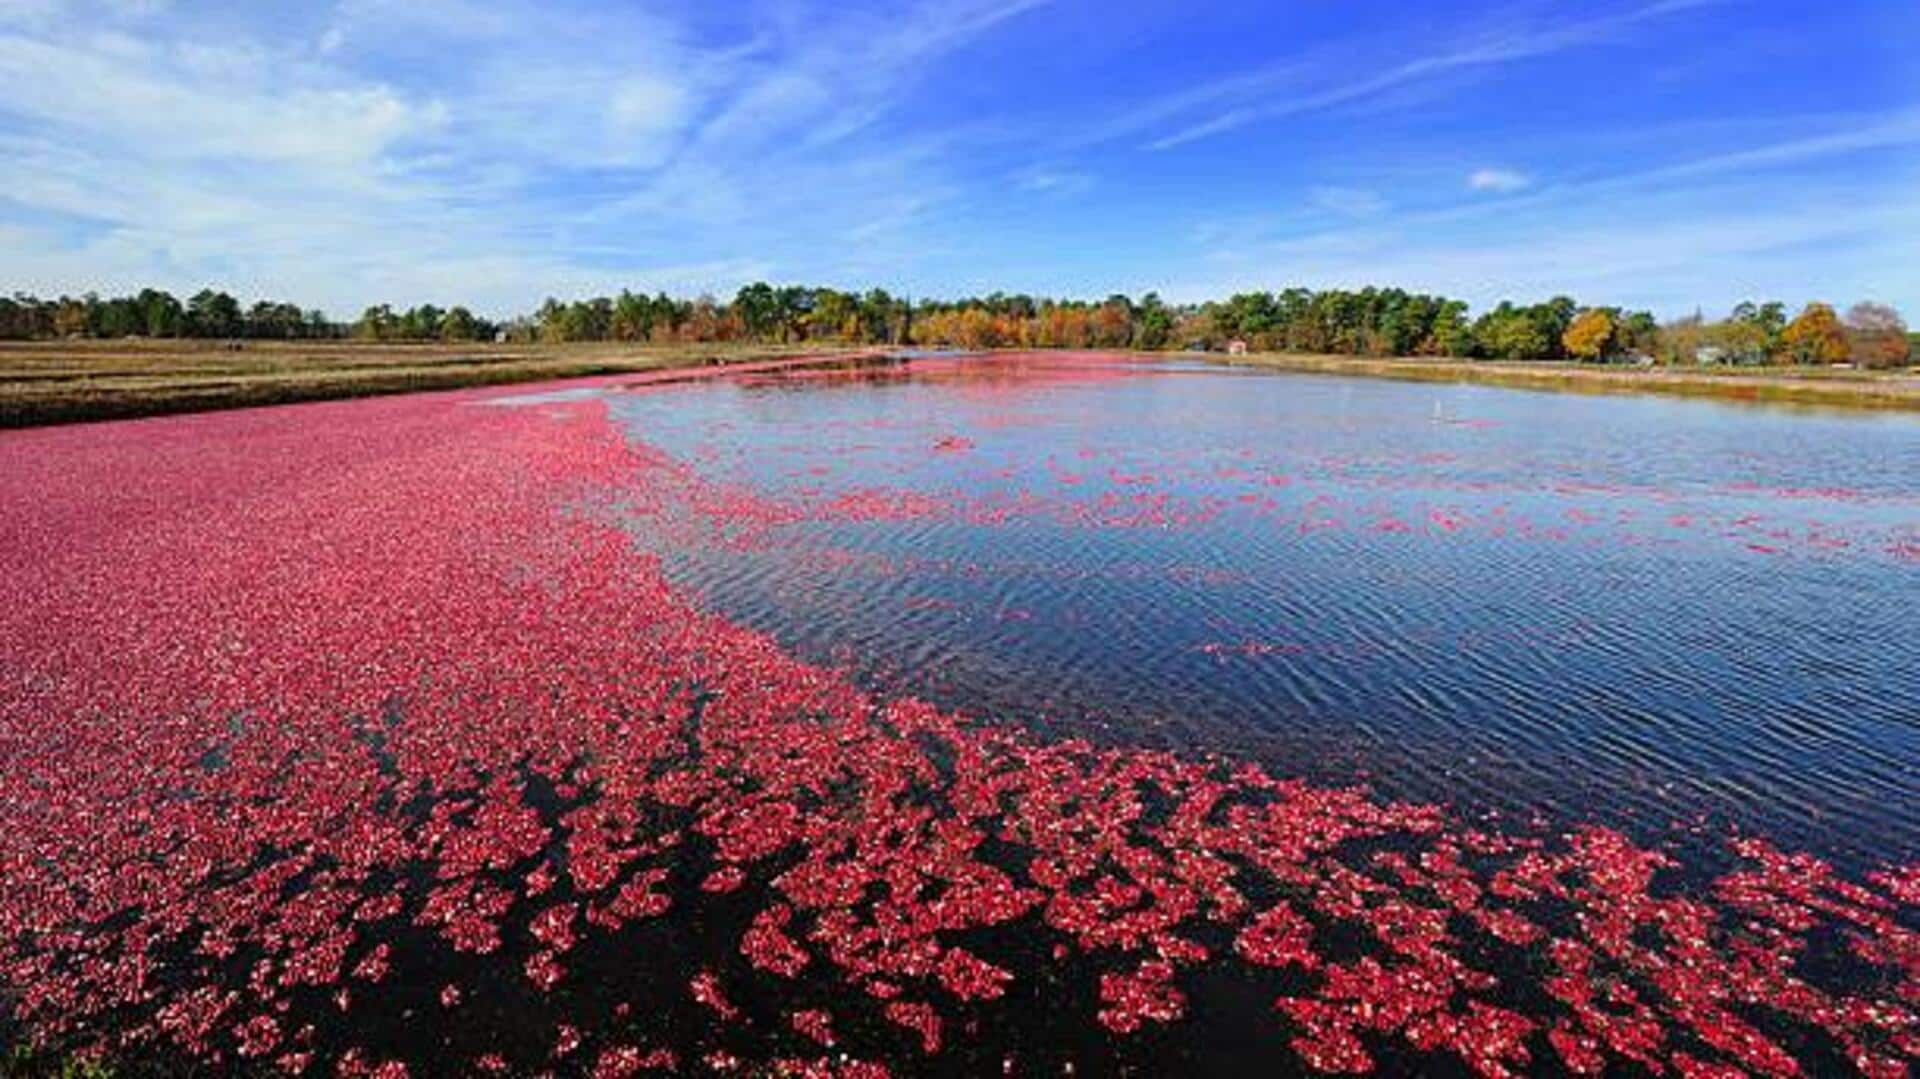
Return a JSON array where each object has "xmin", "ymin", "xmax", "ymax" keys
[{"xmin": 605, "ymin": 353, "xmax": 1920, "ymax": 868}]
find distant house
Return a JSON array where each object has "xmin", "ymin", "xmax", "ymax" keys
[
  {"xmin": 495, "ymin": 329, "xmax": 510, "ymax": 343},
  {"xmin": 1694, "ymin": 346, "xmax": 1727, "ymax": 365},
  {"xmin": 1226, "ymin": 339, "xmax": 1249, "ymax": 356}
]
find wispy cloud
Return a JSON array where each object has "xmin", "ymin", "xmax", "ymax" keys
[
  {"xmin": 1614, "ymin": 108, "xmax": 1920, "ymax": 186},
  {"xmin": 1309, "ymin": 186, "xmax": 1390, "ymax": 218},
  {"xmin": 1467, "ymin": 168, "xmax": 1531, "ymax": 193},
  {"xmin": 1014, "ymin": 168, "xmax": 1094, "ymax": 195},
  {"xmin": 1171, "ymin": 108, "xmax": 1920, "ymax": 314},
  {"xmin": 1116, "ymin": 0, "xmax": 1717, "ymax": 152}
]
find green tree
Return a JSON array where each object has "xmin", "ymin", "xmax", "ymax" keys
[
  {"xmin": 1730, "ymin": 301, "xmax": 1787, "ymax": 362},
  {"xmin": 137, "ymin": 289, "xmax": 183, "ymax": 337},
  {"xmin": 1135, "ymin": 292, "xmax": 1174, "ymax": 350},
  {"xmin": 610, "ymin": 290, "xmax": 653, "ymax": 342},
  {"xmin": 354, "ymin": 304, "xmax": 397, "ymax": 341},
  {"xmin": 247, "ymin": 300, "xmax": 305, "ymax": 339},
  {"xmin": 95, "ymin": 296, "xmax": 143, "ymax": 338},
  {"xmin": 1472, "ymin": 303, "xmax": 1549, "ymax": 360},
  {"xmin": 1616, "ymin": 310, "xmax": 1659, "ymax": 356},
  {"xmin": 187, "ymin": 289, "xmax": 241, "ymax": 337},
  {"xmin": 1430, "ymin": 300, "xmax": 1473, "ymax": 357},
  {"xmin": 859, "ymin": 289, "xmax": 899, "ymax": 344},
  {"xmin": 733, "ymin": 283, "xmax": 779, "ymax": 341},
  {"xmin": 775, "ymin": 286, "xmax": 812, "ymax": 342},
  {"xmin": 440, "ymin": 306, "xmax": 480, "ymax": 341},
  {"xmin": 809, "ymin": 288, "xmax": 857, "ymax": 340}
]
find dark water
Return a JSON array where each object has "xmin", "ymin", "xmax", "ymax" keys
[{"xmin": 601, "ymin": 353, "xmax": 1920, "ymax": 870}]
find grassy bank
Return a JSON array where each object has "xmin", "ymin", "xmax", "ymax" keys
[
  {"xmin": 0, "ymin": 339, "xmax": 862, "ymax": 428},
  {"xmin": 1208, "ymin": 351, "xmax": 1920, "ymax": 412}
]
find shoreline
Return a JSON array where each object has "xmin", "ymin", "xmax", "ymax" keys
[
  {"xmin": 0, "ymin": 340, "xmax": 880, "ymax": 429},
  {"xmin": 1202, "ymin": 351, "xmax": 1920, "ymax": 412},
  {"xmin": 6, "ymin": 339, "xmax": 1920, "ymax": 429}
]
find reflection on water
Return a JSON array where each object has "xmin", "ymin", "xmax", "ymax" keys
[{"xmin": 605, "ymin": 352, "xmax": 1920, "ymax": 869}]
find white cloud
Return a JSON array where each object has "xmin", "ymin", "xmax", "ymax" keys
[
  {"xmin": 0, "ymin": 0, "xmax": 1053, "ymax": 315},
  {"xmin": 0, "ymin": 33, "xmax": 437, "ymax": 169},
  {"xmin": 1467, "ymin": 168, "xmax": 1531, "ymax": 193}
]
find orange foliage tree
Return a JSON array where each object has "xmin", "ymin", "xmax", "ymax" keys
[
  {"xmin": 1843, "ymin": 302, "xmax": 1912, "ymax": 369},
  {"xmin": 1780, "ymin": 303, "xmax": 1849, "ymax": 365}
]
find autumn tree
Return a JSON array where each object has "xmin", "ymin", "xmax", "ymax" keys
[
  {"xmin": 681, "ymin": 295, "xmax": 731, "ymax": 342},
  {"xmin": 1842, "ymin": 302, "xmax": 1911, "ymax": 369},
  {"xmin": 1780, "ymin": 302, "xmax": 1849, "ymax": 365},
  {"xmin": 1562, "ymin": 308, "xmax": 1617, "ymax": 361},
  {"xmin": 1092, "ymin": 295, "xmax": 1134, "ymax": 348}
]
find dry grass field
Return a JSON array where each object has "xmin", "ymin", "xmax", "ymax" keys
[{"xmin": 0, "ymin": 339, "xmax": 860, "ymax": 427}]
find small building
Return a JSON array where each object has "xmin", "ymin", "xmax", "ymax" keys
[
  {"xmin": 1694, "ymin": 346, "xmax": 1727, "ymax": 365},
  {"xmin": 1226, "ymin": 339, "xmax": 1249, "ymax": 356}
]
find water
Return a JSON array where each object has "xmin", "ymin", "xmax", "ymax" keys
[{"xmin": 602, "ymin": 352, "xmax": 1920, "ymax": 870}]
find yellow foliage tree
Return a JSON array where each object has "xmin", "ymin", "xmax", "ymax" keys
[
  {"xmin": 1780, "ymin": 302, "xmax": 1849, "ymax": 364},
  {"xmin": 1561, "ymin": 308, "xmax": 1616, "ymax": 361}
]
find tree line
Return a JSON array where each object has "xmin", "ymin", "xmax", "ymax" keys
[
  {"xmin": 3, "ymin": 284, "xmax": 1911, "ymax": 367},
  {"xmin": 0, "ymin": 289, "xmax": 499, "ymax": 343},
  {"xmin": 0, "ymin": 289, "xmax": 342, "ymax": 342}
]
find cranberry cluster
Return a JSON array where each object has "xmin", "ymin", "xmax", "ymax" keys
[{"xmin": 0, "ymin": 362, "xmax": 1914, "ymax": 1075}]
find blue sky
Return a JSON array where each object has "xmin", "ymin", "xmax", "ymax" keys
[{"xmin": 1, "ymin": 0, "xmax": 1915, "ymax": 318}]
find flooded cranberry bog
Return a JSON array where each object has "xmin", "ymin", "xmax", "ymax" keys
[{"xmin": 2, "ymin": 352, "xmax": 1917, "ymax": 1076}]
